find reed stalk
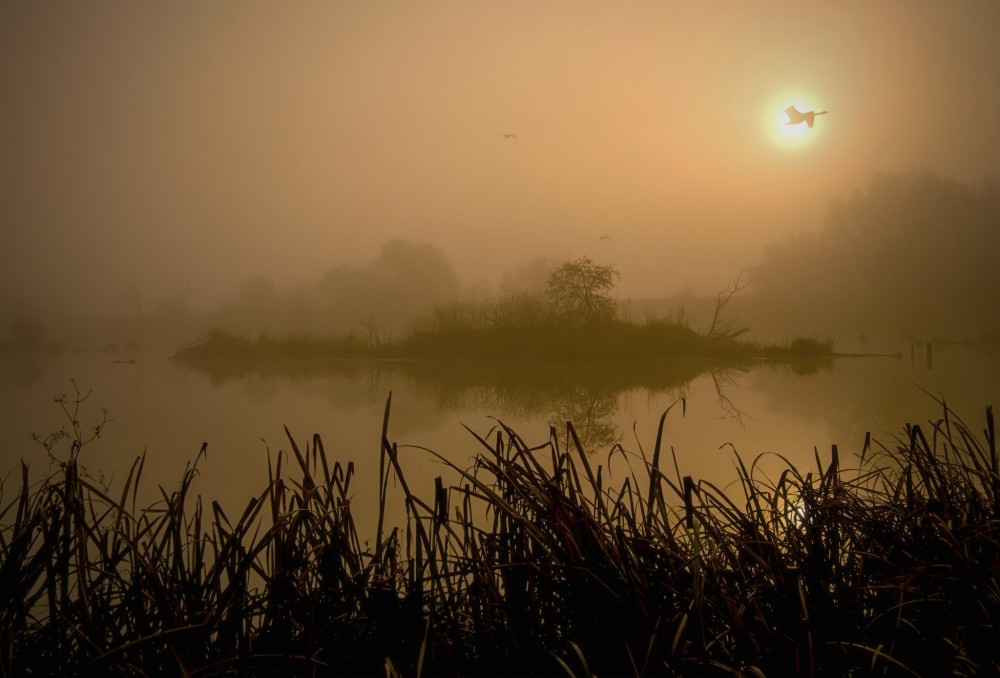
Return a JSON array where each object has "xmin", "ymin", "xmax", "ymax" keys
[{"xmin": 1, "ymin": 393, "xmax": 997, "ymax": 675}]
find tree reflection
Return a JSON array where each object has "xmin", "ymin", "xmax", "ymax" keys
[
  {"xmin": 710, "ymin": 367, "xmax": 753, "ymax": 427},
  {"xmin": 547, "ymin": 387, "xmax": 620, "ymax": 452},
  {"xmin": 179, "ymin": 355, "xmax": 840, "ymax": 454}
]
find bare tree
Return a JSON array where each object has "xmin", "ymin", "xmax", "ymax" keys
[{"xmin": 706, "ymin": 272, "xmax": 750, "ymax": 340}]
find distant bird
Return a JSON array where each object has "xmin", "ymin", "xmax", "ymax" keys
[
  {"xmin": 600, "ymin": 235, "xmax": 610, "ymax": 241},
  {"xmin": 501, "ymin": 133, "xmax": 518, "ymax": 140},
  {"xmin": 784, "ymin": 105, "xmax": 828, "ymax": 128}
]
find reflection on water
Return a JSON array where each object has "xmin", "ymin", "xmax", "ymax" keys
[
  {"xmin": 547, "ymin": 388, "xmax": 620, "ymax": 450},
  {"xmin": 0, "ymin": 345, "xmax": 996, "ymax": 535},
  {"xmin": 177, "ymin": 355, "xmax": 840, "ymax": 451}
]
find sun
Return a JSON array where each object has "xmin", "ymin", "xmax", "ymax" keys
[{"xmin": 764, "ymin": 93, "xmax": 824, "ymax": 150}]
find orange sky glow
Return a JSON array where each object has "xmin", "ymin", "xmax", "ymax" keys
[{"xmin": 2, "ymin": 1, "xmax": 1000, "ymax": 315}]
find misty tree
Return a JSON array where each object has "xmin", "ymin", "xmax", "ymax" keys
[
  {"xmin": 316, "ymin": 240, "xmax": 460, "ymax": 331},
  {"xmin": 371, "ymin": 240, "xmax": 460, "ymax": 305},
  {"xmin": 752, "ymin": 170, "xmax": 1000, "ymax": 337},
  {"xmin": 545, "ymin": 256, "xmax": 620, "ymax": 324},
  {"xmin": 153, "ymin": 289, "xmax": 191, "ymax": 320},
  {"xmin": 238, "ymin": 275, "xmax": 276, "ymax": 307},
  {"xmin": 499, "ymin": 256, "xmax": 559, "ymax": 294}
]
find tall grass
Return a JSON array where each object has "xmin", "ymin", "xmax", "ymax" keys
[{"xmin": 2, "ymin": 394, "xmax": 998, "ymax": 675}]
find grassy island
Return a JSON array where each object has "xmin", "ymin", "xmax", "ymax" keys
[
  {"xmin": 171, "ymin": 320, "xmax": 835, "ymax": 367},
  {"xmin": 172, "ymin": 259, "xmax": 836, "ymax": 369}
]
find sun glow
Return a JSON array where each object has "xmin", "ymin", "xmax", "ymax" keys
[{"xmin": 765, "ymin": 93, "xmax": 824, "ymax": 150}]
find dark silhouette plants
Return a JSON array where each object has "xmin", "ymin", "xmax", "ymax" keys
[{"xmin": 2, "ymin": 388, "xmax": 999, "ymax": 675}]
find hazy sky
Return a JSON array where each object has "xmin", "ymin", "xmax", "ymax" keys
[{"xmin": 3, "ymin": 1, "xmax": 999, "ymax": 316}]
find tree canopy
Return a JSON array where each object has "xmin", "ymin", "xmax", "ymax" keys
[{"xmin": 545, "ymin": 256, "xmax": 620, "ymax": 324}]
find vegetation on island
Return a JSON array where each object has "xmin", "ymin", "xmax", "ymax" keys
[
  {"xmin": 2, "ymin": 388, "xmax": 998, "ymax": 675},
  {"xmin": 172, "ymin": 258, "xmax": 835, "ymax": 367}
]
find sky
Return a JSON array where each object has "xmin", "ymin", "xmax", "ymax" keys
[{"xmin": 3, "ymin": 0, "xmax": 1000, "ymax": 317}]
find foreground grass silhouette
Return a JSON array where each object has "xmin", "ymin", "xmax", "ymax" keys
[{"xmin": 2, "ymin": 393, "xmax": 998, "ymax": 676}]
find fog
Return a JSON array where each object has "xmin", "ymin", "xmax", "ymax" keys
[
  {"xmin": 3, "ymin": 1, "xmax": 1000, "ymax": 343},
  {"xmin": 750, "ymin": 171, "xmax": 1000, "ymax": 340}
]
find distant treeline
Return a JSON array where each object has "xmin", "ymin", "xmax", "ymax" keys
[
  {"xmin": 14, "ymin": 170, "xmax": 995, "ymax": 352},
  {"xmin": 751, "ymin": 170, "xmax": 1000, "ymax": 339}
]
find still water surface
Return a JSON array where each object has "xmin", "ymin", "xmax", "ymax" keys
[{"xmin": 2, "ymin": 346, "xmax": 997, "ymax": 535}]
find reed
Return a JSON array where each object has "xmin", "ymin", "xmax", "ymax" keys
[{"xmin": 2, "ymin": 393, "xmax": 997, "ymax": 675}]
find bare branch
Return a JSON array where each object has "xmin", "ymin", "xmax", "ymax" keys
[{"xmin": 706, "ymin": 272, "xmax": 751, "ymax": 340}]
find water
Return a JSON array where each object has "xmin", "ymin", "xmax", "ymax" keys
[{"xmin": 2, "ymin": 345, "xmax": 997, "ymax": 536}]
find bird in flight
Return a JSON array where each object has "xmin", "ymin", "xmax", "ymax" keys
[
  {"xmin": 600, "ymin": 235, "xmax": 610, "ymax": 241},
  {"xmin": 501, "ymin": 133, "xmax": 518, "ymax": 140},
  {"xmin": 784, "ymin": 105, "xmax": 828, "ymax": 128}
]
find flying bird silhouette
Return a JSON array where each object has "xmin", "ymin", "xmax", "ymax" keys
[
  {"xmin": 784, "ymin": 105, "xmax": 828, "ymax": 128},
  {"xmin": 600, "ymin": 235, "xmax": 610, "ymax": 241},
  {"xmin": 501, "ymin": 133, "xmax": 518, "ymax": 140}
]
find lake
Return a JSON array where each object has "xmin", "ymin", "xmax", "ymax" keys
[{"xmin": 2, "ymin": 343, "xmax": 997, "ymax": 536}]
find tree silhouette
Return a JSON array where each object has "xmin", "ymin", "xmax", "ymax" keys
[
  {"xmin": 545, "ymin": 257, "xmax": 620, "ymax": 324},
  {"xmin": 706, "ymin": 272, "xmax": 750, "ymax": 341}
]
